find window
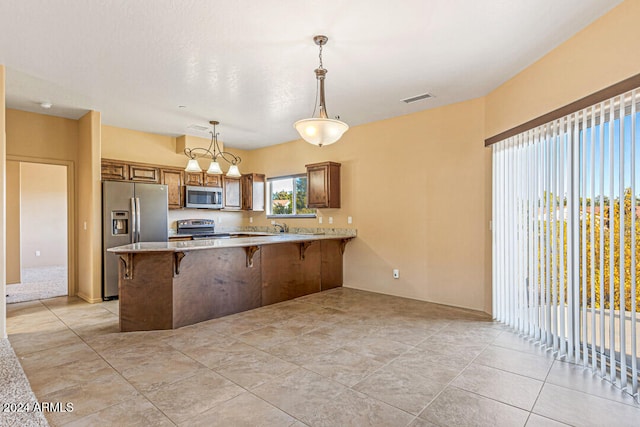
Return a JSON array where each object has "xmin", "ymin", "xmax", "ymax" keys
[{"xmin": 266, "ymin": 174, "xmax": 316, "ymax": 217}]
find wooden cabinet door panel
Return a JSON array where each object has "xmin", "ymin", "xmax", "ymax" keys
[
  {"xmin": 307, "ymin": 166, "xmax": 329, "ymax": 207},
  {"xmin": 185, "ymin": 172, "xmax": 204, "ymax": 186},
  {"xmin": 204, "ymin": 174, "xmax": 222, "ymax": 187},
  {"xmin": 161, "ymin": 169, "xmax": 184, "ymax": 209},
  {"xmin": 101, "ymin": 160, "xmax": 129, "ymax": 181},
  {"xmin": 130, "ymin": 165, "xmax": 160, "ymax": 183},
  {"xmin": 223, "ymin": 176, "xmax": 241, "ymax": 209},
  {"xmin": 241, "ymin": 173, "xmax": 265, "ymax": 211}
]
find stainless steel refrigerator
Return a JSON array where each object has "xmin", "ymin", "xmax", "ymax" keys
[{"xmin": 102, "ymin": 181, "xmax": 168, "ymax": 300}]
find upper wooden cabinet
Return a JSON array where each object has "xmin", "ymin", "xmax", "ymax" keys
[
  {"xmin": 101, "ymin": 159, "xmax": 129, "ymax": 181},
  {"xmin": 185, "ymin": 172, "xmax": 204, "ymax": 186},
  {"xmin": 101, "ymin": 159, "xmax": 160, "ymax": 183},
  {"xmin": 223, "ymin": 176, "xmax": 241, "ymax": 210},
  {"xmin": 204, "ymin": 174, "xmax": 222, "ymax": 187},
  {"xmin": 306, "ymin": 162, "xmax": 341, "ymax": 209},
  {"xmin": 185, "ymin": 172, "xmax": 222, "ymax": 187},
  {"xmin": 160, "ymin": 168, "xmax": 184, "ymax": 209},
  {"xmin": 241, "ymin": 173, "xmax": 265, "ymax": 211},
  {"xmin": 129, "ymin": 164, "xmax": 160, "ymax": 183}
]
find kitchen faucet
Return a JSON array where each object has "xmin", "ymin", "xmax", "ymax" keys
[{"xmin": 273, "ymin": 222, "xmax": 289, "ymax": 233}]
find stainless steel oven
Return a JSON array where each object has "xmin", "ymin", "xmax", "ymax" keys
[{"xmin": 185, "ymin": 185, "xmax": 223, "ymax": 209}]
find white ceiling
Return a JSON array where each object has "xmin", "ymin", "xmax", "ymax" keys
[{"xmin": 0, "ymin": 0, "xmax": 622, "ymax": 149}]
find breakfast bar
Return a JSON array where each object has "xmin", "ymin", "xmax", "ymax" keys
[{"xmin": 108, "ymin": 232, "xmax": 354, "ymax": 332}]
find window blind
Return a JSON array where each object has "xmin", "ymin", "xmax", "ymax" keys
[{"xmin": 492, "ymin": 88, "xmax": 639, "ymax": 399}]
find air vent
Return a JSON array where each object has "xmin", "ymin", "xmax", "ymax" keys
[
  {"xmin": 187, "ymin": 124, "xmax": 211, "ymax": 132},
  {"xmin": 402, "ymin": 93, "xmax": 433, "ymax": 104}
]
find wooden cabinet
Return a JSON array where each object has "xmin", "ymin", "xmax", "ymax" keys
[
  {"xmin": 129, "ymin": 164, "xmax": 160, "ymax": 183},
  {"xmin": 223, "ymin": 176, "xmax": 241, "ymax": 210},
  {"xmin": 101, "ymin": 159, "xmax": 129, "ymax": 181},
  {"xmin": 160, "ymin": 168, "xmax": 184, "ymax": 209},
  {"xmin": 241, "ymin": 173, "xmax": 265, "ymax": 211},
  {"xmin": 306, "ymin": 162, "xmax": 341, "ymax": 208},
  {"xmin": 185, "ymin": 172, "xmax": 222, "ymax": 187},
  {"xmin": 204, "ymin": 174, "xmax": 222, "ymax": 187},
  {"xmin": 185, "ymin": 172, "xmax": 204, "ymax": 186}
]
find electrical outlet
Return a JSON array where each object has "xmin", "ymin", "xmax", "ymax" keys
[
  {"xmin": 249, "ymin": 217, "xmax": 253, "ymax": 223},
  {"xmin": 329, "ymin": 217, "xmax": 333, "ymax": 224},
  {"xmin": 393, "ymin": 269, "xmax": 399, "ymax": 279},
  {"xmin": 35, "ymin": 250, "xmax": 41, "ymax": 257},
  {"xmin": 319, "ymin": 217, "xmax": 323, "ymax": 224},
  {"xmin": 348, "ymin": 216, "xmax": 352, "ymax": 224}
]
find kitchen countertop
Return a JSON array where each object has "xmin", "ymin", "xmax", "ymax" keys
[{"xmin": 108, "ymin": 232, "xmax": 355, "ymax": 254}]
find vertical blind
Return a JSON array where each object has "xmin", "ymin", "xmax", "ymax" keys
[{"xmin": 492, "ymin": 88, "xmax": 639, "ymax": 399}]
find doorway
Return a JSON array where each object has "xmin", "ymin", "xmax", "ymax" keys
[{"xmin": 6, "ymin": 161, "xmax": 69, "ymax": 303}]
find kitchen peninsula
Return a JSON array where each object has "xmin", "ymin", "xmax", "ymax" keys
[{"xmin": 108, "ymin": 232, "xmax": 355, "ymax": 332}]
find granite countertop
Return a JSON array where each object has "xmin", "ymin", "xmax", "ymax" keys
[{"xmin": 108, "ymin": 231, "xmax": 356, "ymax": 254}]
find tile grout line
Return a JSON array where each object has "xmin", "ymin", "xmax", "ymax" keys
[{"xmin": 37, "ymin": 299, "xmax": 182, "ymax": 426}]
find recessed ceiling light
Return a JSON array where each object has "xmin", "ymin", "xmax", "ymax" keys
[
  {"xmin": 40, "ymin": 102, "xmax": 52, "ymax": 109},
  {"xmin": 401, "ymin": 93, "xmax": 433, "ymax": 104}
]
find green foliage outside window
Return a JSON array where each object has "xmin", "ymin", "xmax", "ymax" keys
[
  {"xmin": 536, "ymin": 189, "xmax": 640, "ymax": 311},
  {"xmin": 269, "ymin": 175, "xmax": 315, "ymax": 216}
]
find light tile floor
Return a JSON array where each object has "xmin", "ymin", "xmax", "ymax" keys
[{"xmin": 6, "ymin": 288, "xmax": 640, "ymax": 426}]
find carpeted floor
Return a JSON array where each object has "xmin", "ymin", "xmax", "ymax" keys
[
  {"xmin": 0, "ymin": 339, "xmax": 49, "ymax": 426},
  {"xmin": 6, "ymin": 266, "xmax": 68, "ymax": 304}
]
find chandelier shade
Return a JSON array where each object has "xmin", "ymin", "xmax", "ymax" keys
[
  {"xmin": 206, "ymin": 161, "xmax": 223, "ymax": 175},
  {"xmin": 226, "ymin": 164, "xmax": 241, "ymax": 178},
  {"xmin": 185, "ymin": 158, "xmax": 203, "ymax": 173}
]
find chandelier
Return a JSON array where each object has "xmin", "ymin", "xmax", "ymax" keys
[
  {"xmin": 294, "ymin": 35, "xmax": 349, "ymax": 147},
  {"xmin": 184, "ymin": 121, "xmax": 241, "ymax": 177}
]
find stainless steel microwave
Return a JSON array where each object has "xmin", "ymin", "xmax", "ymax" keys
[{"xmin": 185, "ymin": 185, "xmax": 223, "ymax": 209}]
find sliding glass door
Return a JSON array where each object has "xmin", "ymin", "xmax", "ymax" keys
[{"xmin": 492, "ymin": 89, "xmax": 639, "ymax": 398}]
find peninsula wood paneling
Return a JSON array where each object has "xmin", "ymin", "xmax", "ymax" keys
[
  {"xmin": 172, "ymin": 247, "xmax": 261, "ymax": 328},
  {"xmin": 320, "ymin": 239, "xmax": 343, "ymax": 290},
  {"xmin": 118, "ymin": 252, "xmax": 174, "ymax": 332},
  {"xmin": 261, "ymin": 242, "xmax": 321, "ymax": 305}
]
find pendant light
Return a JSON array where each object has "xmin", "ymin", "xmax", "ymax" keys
[
  {"xmin": 184, "ymin": 121, "xmax": 242, "ymax": 177},
  {"xmin": 294, "ymin": 35, "xmax": 348, "ymax": 147}
]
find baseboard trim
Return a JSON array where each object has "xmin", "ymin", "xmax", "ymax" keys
[{"xmin": 77, "ymin": 292, "xmax": 102, "ymax": 304}]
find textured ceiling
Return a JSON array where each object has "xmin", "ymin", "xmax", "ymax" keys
[{"xmin": 0, "ymin": 0, "xmax": 622, "ymax": 149}]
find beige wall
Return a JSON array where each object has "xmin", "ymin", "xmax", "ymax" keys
[
  {"xmin": 77, "ymin": 111, "xmax": 101, "ymax": 302},
  {"xmin": 243, "ymin": 98, "xmax": 492, "ymax": 312},
  {"xmin": 485, "ymin": 0, "xmax": 640, "ymax": 138},
  {"xmin": 6, "ymin": 160, "xmax": 20, "ymax": 283},
  {"xmin": 6, "ymin": 109, "xmax": 78, "ymax": 161},
  {"xmin": 19, "ymin": 163, "xmax": 67, "ymax": 268}
]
